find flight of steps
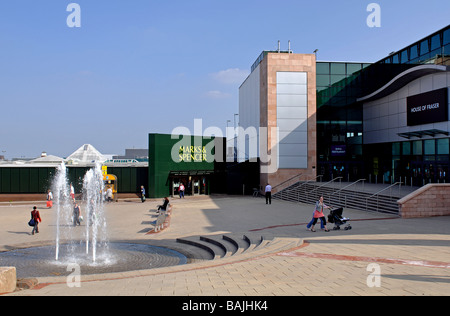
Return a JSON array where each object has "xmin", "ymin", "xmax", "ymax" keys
[
  {"xmin": 274, "ymin": 181, "xmax": 404, "ymax": 214},
  {"xmin": 175, "ymin": 233, "xmax": 302, "ymax": 262}
]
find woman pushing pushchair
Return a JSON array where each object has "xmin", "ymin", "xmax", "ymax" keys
[{"xmin": 307, "ymin": 195, "xmax": 331, "ymax": 232}]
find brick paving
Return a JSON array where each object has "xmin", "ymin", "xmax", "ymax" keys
[{"xmin": 1, "ymin": 195, "xmax": 449, "ymax": 296}]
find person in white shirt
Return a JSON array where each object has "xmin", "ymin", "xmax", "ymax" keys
[
  {"xmin": 179, "ymin": 183, "xmax": 185, "ymax": 199},
  {"xmin": 265, "ymin": 183, "xmax": 272, "ymax": 205},
  {"xmin": 70, "ymin": 183, "xmax": 75, "ymax": 202},
  {"xmin": 47, "ymin": 190, "xmax": 53, "ymax": 208},
  {"xmin": 106, "ymin": 187, "xmax": 113, "ymax": 202}
]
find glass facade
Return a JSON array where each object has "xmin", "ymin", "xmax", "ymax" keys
[
  {"xmin": 316, "ymin": 62, "xmax": 370, "ymax": 180},
  {"xmin": 379, "ymin": 25, "xmax": 450, "ymax": 66},
  {"xmin": 365, "ymin": 138, "xmax": 450, "ymax": 186},
  {"xmin": 316, "ymin": 24, "xmax": 450, "ymax": 183}
]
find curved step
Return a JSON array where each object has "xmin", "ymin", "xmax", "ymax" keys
[
  {"xmin": 176, "ymin": 233, "xmax": 289, "ymax": 262},
  {"xmin": 243, "ymin": 234, "xmax": 275, "ymax": 251},
  {"xmin": 199, "ymin": 236, "xmax": 235, "ymax": 258},
  {"xmin": 176, "ymin": 237, "xmax": 223, "ymax": 260},
  {"xmin": 223, "ymin": 234, "xmax": 249, "ymax": 255}
]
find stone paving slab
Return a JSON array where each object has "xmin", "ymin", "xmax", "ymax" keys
[{"xmin": 0, "ymin": 195, "xmax": 449, "ymax": 296}]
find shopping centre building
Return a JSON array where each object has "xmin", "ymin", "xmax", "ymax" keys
[
  {"xmin": 1, "ymin": 25, "xmax": 449, "ymax": 198},
  {"xmin": 239, "ymin": 24, "xmax": 450, "ymax": 190}
]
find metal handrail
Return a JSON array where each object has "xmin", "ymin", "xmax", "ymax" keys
[
  {"xmin": 308, "ymin": 177, "xmax": 343, "ymax": 193},
  {"xmin": 366, "ymin": 182, "xmax": 403, "ymax": 200},
  {"xmin": 272, "ymin": 173, "xmax": 303, "ymax": 191},
  {"xmin": 330, "ymin": 179, "xmax": 366, "ymax": 196},
  {"xmin": 287, "ymin": 175, "xmax": 323, "ymax": 192},
  {"xmin": 277, "ymin": 175, "xmax": 324, "ymax": 203},
  {"xmin": 365, "ymin": 182, "xmax": 403, "ymax": 212}
]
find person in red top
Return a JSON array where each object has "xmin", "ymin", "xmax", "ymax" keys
[
  {"xmin": 31, "ymin": 206, "xmax": 42, "ymax": 235},
  {"xmin": 310, "ymin": 196, "xmax": 331, "ymax": 232}
]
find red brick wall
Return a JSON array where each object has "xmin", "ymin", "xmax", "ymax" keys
[{"xmin": 398, "ymin": 184, "xmax": 450, "ymax": 218}]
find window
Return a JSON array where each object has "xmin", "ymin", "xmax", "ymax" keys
[
  {"xmin": 430, "ymin": 34, "xmax": 441, "ymax": 51},
  {"xmin": 400, "ymin": 50, "xmax": 408, "ymax": 63},
  {"xmin": 412, "ymin": 140, "xmax": 422, "ymax": 155},
  {"xmin": 392, "ymin": 142, "xmax": 401, "ymax": 155},
  {"xmin": 316, "ymin": 63, "xmax": 330, "ymax": 74},
  {"xmin": 392, "ymin": 54, "xmax": 399, "ymax": 64},
  {"xmin": 424, "ymin": 139, "xmax": 435, "ymax": 155},
  {"xmin": 444, "ymin": 28, "xmax": 450, "ymax": 45},
  {"xmin": 346, "ymin": 63, "xmax": 362, "ymax": 74},
  {"xmin": 330, "ymin": 75, "xmax": 346, "ymax": 86},
  {"xmin": 420, "ymin": 39, "xmax": 429, "ymax": 55},
  {"xmin": 437, "ymin": 138, "xmax": 449, "ymax": 155},
  {"xmin": 317, "ymin": 75, "xmax": 330, "ymax": 86},
  {"xmin": 402, "ymin": 142, "xmax": 411, "ymax": 155},
  {"xmin": 331, "ymin": 63, "xmax": 346, "ymax": 75},
  {"xmin": 410, "ymin": 45, "xmax": 418, "ymax": 60}
]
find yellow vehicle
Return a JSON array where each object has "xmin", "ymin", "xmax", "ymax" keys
[{"xmin": 103, "ymin": 174, "xmax": 118, "ymax": 200}]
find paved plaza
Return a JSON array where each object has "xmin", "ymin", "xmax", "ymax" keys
[{"xmin": 1, "ymin": 195, "xmax": 449, "ymax": 296}]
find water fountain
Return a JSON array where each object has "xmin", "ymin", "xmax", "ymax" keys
[
  {"xmin": 53, "ymin": 162, "xmax": 72, "ymax": 261},
  {"xmin": 0, "ymin": 162, "xmax": 187, "ymax": 279},
  {"xmin": 53, "ymin": 162, "xmax": 111, "ymax": 265},
  {"xmin": 82, "ymin": 163, "xmax": 108, "ymax": 263}
]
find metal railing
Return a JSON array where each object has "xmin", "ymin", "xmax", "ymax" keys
[
  {"xmin": 271, "ymin": 173, "xmax": 303, "ymax": 193},
  {"xmin": 329, "ymin": 179, "xmax": 366, "ymax": 208},
  {"xmin": 365, "ymin": 182, "xmax": 403, "ymax": 213},
  {"xmin": 306, "ymin": 177, "xmax": 343, "ymax": 202},
  {"xmin": 276, "ymin": 175, "xmax": 323, "ymax": 202}
]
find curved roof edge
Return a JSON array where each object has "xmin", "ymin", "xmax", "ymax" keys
[{"xmin": 357, "ymin": 65, "xmax": 449, "ymax": 103}]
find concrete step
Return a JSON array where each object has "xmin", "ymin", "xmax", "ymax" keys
[
  {"xmin": 176, "ymin": 233, "xmax": 279, "ymax": 262},
  {"xmin": 274, "ymin": 181, "xmax": 402, "ymax": 214},
  {"xmin": 200, "ymin": 235, "xmax": 236, "ymax": 258},
  {"xmin": 223, "ymin": 234, "xmax": 250, "ymax": 256},
  {"xmin": 176, "ymin": 236, "xmax": 224, "ymax": 260}
]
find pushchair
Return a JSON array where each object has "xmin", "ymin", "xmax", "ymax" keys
[{"xmin": 327, "ymin": 208, "xmax": 352, "ymax": 231}]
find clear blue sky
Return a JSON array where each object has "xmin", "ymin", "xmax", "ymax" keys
[{"xmin": 0, "ymin": 0, "xmax": 449, "ymax": 159}]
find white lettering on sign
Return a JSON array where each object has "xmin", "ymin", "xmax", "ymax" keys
[{"xmin": 410, "ymin": 103, "xmax": 440, "ymax": 113}]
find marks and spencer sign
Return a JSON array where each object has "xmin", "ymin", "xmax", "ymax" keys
[
  {"xmin": 407, "ymin": 88, "xmax": 448, "ymax": 126},
  {"xmin": 178, "ymin": 146, "xmax": 208, "ymax": 162}
]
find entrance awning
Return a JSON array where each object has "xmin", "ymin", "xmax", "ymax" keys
[{"xmin": 397, "ymin": 129, "xmax": 450, "ymax": 139}]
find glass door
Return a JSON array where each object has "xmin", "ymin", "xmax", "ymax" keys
[
  {"xmin": 411, "ymin": 161, "xmax": 423, "ymax": 186},
  {"xmin": 436, "ymin": 163, "xmax": 449, "ymax": 183},
  {"xmin": 193, "ymin": 178, "xmax": 200, "ymax": 195}
]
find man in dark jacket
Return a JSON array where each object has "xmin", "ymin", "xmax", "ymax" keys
[{"xmin": 31, "ymin": 206, "xmax": 42, "ymax": 235}]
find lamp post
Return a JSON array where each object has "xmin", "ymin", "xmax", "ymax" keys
[{"xmin": 233, "ymin": 114, "xmax": 239, "ymax": 161}]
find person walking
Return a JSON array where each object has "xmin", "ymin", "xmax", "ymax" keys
[
  {"xmin": 70, "ymin": 183, "xmax": 75, "ymax": 202},
  {"xmin": 306, "ymin": 209, "xmax": 325, "ymax": 230},
  {"xmin": 106, "ymin": 186, "xmax": 113, "ymax": 202},
  {"xmin": 179, "ymin": 183, "xmax": 185, "ymax": 199},
  {"xmin": 46, "ymin": 190, "xmax": 53, "ymax": 208},
  {"xmin": 140, "ymin": 185, "xmax": 146, "ymax": 203},
  {"xmin": 309, "ymin": 196, "xmax": 330, "ymax": 232},
  {"xmin": 265, "ymin": 183, "xmax": 272, "ymax": 205},
  {"xmin": 30, "ymin": 206, "xmax": 42, "ymax": 235},
  {"xmin": 73, "ymin": 203, "xmax": 82, "ymax": 227}
]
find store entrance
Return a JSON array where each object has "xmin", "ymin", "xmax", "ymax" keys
[
  {"xmin": 170, "ymin": 175, "xmax": 209, "ymax": 197},
  {"xmin": 411, "ymin": 161, "xmax": 449, "ymax": 186},
  {"xmin": 318, "ymin": 161, "xmax": 364, "ymax": 182}
]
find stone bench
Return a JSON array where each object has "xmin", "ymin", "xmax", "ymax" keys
[
  {"xmin": 0, "ymin": 267, "xmax": 16, "ymax": 294},
  {"xmin": 146, "ymin": 205, "xmax": 173, "ymax": 234}
]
